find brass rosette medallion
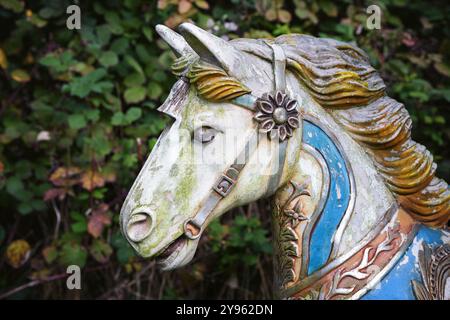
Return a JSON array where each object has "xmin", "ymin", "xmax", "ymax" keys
[{"xmin": 254, "ymin": 91, "xmax": 300, "ymax": 141}]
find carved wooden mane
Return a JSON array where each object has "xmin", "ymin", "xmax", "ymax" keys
[{"xmin": 169, "ymin": 34, "xmax": 449, "ymax": 227}]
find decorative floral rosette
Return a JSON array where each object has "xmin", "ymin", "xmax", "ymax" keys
[{"xmin": 254, "ymin": 91, "xmax": 300, "ymax": 141}]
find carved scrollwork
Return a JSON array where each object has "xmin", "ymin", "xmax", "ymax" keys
[
  {"xmin": 320, "ymin": 226, "xmax": 400, "ymax": 300},
  {"xmin": 274, "ymin": 180, "xmax": 311, "ymax": 289},
  {"xmin": 412, "ymin": 243, "xmax": 450, "ymax": 300}
]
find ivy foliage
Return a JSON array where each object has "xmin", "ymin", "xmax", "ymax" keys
[{"xmin": 0, "ymin": 0, "xmax": 449, "ymax": 299}]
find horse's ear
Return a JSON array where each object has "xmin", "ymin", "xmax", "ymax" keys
[
  {"xmin": 177, "ymin": 22, "xmax": 243, "ymax": 74},
  {"xmin": 155, "ymin": 24, "xmax": 198, "ymax": 58}
]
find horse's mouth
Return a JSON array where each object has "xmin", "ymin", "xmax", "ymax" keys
[{"xmin": 156, "ymin": 235, "xmax": 186, "ymax": 263}]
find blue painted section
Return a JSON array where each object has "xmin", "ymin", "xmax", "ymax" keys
[
  {"xmin": 232, "ymin": 94, "xmax": 257, "ymax": 109},
  {"xmin": 302, "ymin": 120, "xmax": 351, "ymax": 274},
  {"xmin": 361, "ymin": 226, "xmax": 446, "ymax": 300}
]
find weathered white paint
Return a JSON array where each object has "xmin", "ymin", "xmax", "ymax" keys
[{"xmin": 120, "ymin": 23, "xmax": 396, "ymax": 271}]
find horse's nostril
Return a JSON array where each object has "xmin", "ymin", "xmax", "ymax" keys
[{"xmin": 127, "ymin": 212, "xmax": 152, "ymax": 242}]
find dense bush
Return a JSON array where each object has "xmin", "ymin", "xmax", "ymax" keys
[{"xmin": 0, "ymin": 0, "xmax": 449, "ymax": 299}]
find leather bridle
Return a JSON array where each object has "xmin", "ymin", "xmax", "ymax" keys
[{"xmin": 182, "ymin": 43, "xmax": 299, "ymax": 240}]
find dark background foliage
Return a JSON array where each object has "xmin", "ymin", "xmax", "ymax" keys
[{"xmin": 0, "ymin": 0, "xmax": 448, "ymax": 299}]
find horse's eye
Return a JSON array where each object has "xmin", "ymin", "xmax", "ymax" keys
[{"xmin": 193, "ymin": 126, "xmax": 216, "ymax": 144}]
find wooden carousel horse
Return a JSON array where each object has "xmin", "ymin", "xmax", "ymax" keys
[{"xmin": 120, "ymin": 23, "xmax": 449, "ymax": 300}]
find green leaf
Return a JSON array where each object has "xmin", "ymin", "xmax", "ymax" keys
[
  {"xmin": 124, "ymin": 73, "xmax": 145, "ymax": 87},
  {"xmin": 99, "ymin": 51, "xmax": 118, "ymax": 67},
  {"xmin": 111, "ymin": 111, "xmax": 125, "ymax": 126},
  {"xmin": 148, "ymin": 137, "xmax": 158, "ymax": 150},
  {"xmin": 125, "ymin": 55, "xmax": 144, "ymax": 75},
  {"xmin": 150, "ymin": 70, "xmax": 167, "ymax": 82},
  {"xmin": 136, "ymin": 44, "xmax": 152, "ymax": 64},
  {"xmin": 39, "ymin": 54, "xmax": 61, "ymax": 69},
  {"xmin": 71, "ymin": 220, "xmax": 87, "ymax": 233},
  {"xmin": 124, "ymin": 86, "xmax": 146, "ymax": 104},
  {"xmin": 31, "ymin": 199, "xmax": 45, "ymax": 211},
  {"xmin": 39, "ymin": 51, "xmax": 76, "ymax": 73},
  {"xmin": 70, "ymin": 211, "xmax": 85, "ymax": 221},
  {"xmin": 63, "ymin": 69, "xmax": 108, "ymax": 98},
  {"xmin": 90, "ymin": 239, "xmax": 113, "ymax": 263},
  {"xmin": 85, "ymin": 129, "xmax": 113, "ymax": 157},
  {"xmin": 435, "ymin": 115, "xmax": 445, "ymax": 125},
  {"xmin": 112, "ymin": 232, "xmax": 135, "ymax": 264},
  {"xmin": 104, "ymin": 11, "xmax": 123, "ymax": 34},
  {"xmin": 39, "ymin": 7, "xmax": 62, "ymax": 19},
  {"xmin": 125, "ymin": 107, "xmax": 142, "ymax": 123},
  {"xmin": 84, "ymin": 109, "xmax": 100, "ymax": 122},
  {"xmin": 68, "ymin": 114, "xmax": 87, "ymax": 130},
  {"xmin": 147, "ymin": 82, "xmax": 163, "ymax": 100},
  {"xmin": 102, "ymin": 93, "xmax": 122, "ymax": 111},
  {"xmin": 70, "ymin": 211, "xmax": 87, "ymax": 233},
  {"xmin": 319, "ymin": 0, "xmax": 338, "ymax": 17},
  {"xmin": 92, "ymin": 188, "xmax": 106, "ymax": 199},
  {"xmin": 6, "ymin": 176, "xmax": 23, "ymax": 195},
  {"xmin": 334, "ymin": 23, "xmax": 354, "ymax": 40},
  {"xmin": 15, "ymin": 190, "xmax": 33, "ymax": 202},
  {"xmin": 158, "ymin": 51, "xmax": 174, "ymax": 68},
  {"xmin": 110, "ymin": 38, "xmax": 130, "ymax": 55},
  {"xmin": 96, "ymin": 24, "xmax": 112, "ymax": 47},
  {"xmin": 387, "ymin": 59, "xmax": 410, "ymax": 76},
  {"xmin": 18, "ymin": 202, "xmax": 32, "ymax": 215},
  {"xmin": 142, "ymin": 26, "xmax": 153, "ymax": 42},
  {"xmin": 410, "ymin": 91, "xmax": 429, "ymax": 102},
  {"xmin": 434, "ymin": 89, "xmax": 450, "ymax": 102},
  {"xmin": 59, "ymin": 242, "xmax": 88, "ymax": 268},
  {"xmin": 28, "ymin": 14, "xmax": 47, "ymax": 28},
  {"xmin": 0, "ymin": 0, "xmax": 24, "ymax": 13}
]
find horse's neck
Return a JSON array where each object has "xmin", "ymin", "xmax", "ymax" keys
[{"xmin": 271, "ymin": 97, "xmax": 398, "ymax": 293}]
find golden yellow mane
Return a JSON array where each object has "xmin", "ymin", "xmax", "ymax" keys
[{"xmin": 171, "ymin": 55, "xmax": 250, "ymax": 101}]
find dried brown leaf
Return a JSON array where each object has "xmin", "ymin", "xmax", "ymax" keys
[
  {"xmin": 49, "ymin": 167, "xmax": 81, "ymax": 187},
  {"xmin": 178, "ymin": 0, "xmax": 192, "ymax": 14},
  {"xmin": 81, "ymin": 170, "xmax": 105, "ymax": 191},
  {"xmin": 87, "ymin": 204, "xmax": 111, "ymax": 238},
  {"xmin": 265, "ymin": 8, "xmax": 277, "ymax": 21},
  {"xmin": 0, "ymin": 48, "xmax": 7, "ymax": 69},
  {"xmin": 278, "ymin": 9, "xmax": 292, "ymax": 23},
  {"xmin": 43, "ymin": 188, "xmax": 67, "ymax": 201}
]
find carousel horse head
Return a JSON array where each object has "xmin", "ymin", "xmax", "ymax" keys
[
  {"xmin": 120, "ymin": 23, "xmax": 449, "ymax": 294},
  {"xmin": 120, "ymin": 23, "xmax": 305, "ymax": 270}
]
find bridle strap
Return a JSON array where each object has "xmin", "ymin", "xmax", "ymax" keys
[
  {"xmin": 184, "ymin": 132, "xmax": 260, "ymax": 239},
  {"xmin": 184, "ymin": 42, "xmax": 290, "ymax": 240},
  {"xmin": 270, "ymin": 42, "xmax": 287, "ymax": 92},
  {"xmin": 265, "ymin": 42, "xmax": 288, "ymax": 196}
]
